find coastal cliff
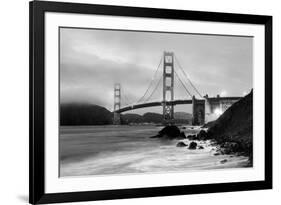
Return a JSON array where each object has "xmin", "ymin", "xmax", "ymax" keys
[{"xmin": 207, "ymin": 90, "xmax": 253, "ymax": 158}]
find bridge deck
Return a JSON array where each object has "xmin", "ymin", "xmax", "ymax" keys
[
  {"xmin": 207, "ymin": 97, "xmax": 242, "ymax": 101},
  {"xmin": 116, "ymin": 99, "xmax": 194, "ymax": 113},
  {"xmin": 115, "ymin": 97, "xmax": 242, "ymax": 113}
]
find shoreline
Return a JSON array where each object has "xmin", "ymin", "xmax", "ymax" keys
[
  {"xmin": 59, "ymin": 125, "xmax": 252, "ymax": 177},
  {"xmin": 178, "ymin": 125, "xmax": 252, "ymax": 167}
]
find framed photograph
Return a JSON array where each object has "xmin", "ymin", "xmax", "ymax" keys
[{"xmin": 29, "ymin": 1, "xmax": 272, "ymax": 204}]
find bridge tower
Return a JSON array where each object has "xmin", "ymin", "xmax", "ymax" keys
[
  {"xmin": 163, "ymin": 51, "xmax": 175, "ymax": 124},
  {"xmin": 113, "ymin": 83, "xmax": 121, "ymax": 125},
  {"xmin": 192, "ymin": 96, "xmax": 205, "ymax": 125}
]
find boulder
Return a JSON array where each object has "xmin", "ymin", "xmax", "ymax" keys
[
  {"xmin": 221, "ymin": 148, "xmax": 232, "ymax": 155},
  {"xmin": 198, "ymin": 145, "xmax": 204, "ymax": 149},
  {"xmin": 153, "ymin": 125, "xmax": 185, "ymax": 140},
  {"xmin": 223, "ymin": 142, "xmax": 240, "ymax": 151},
  {"xmin": 176, "ymin": 142, "xmax": 188, "ymax": 147},
  {"xmin": 220, "ymin": 142, "xmax": 241, "ymax": 154},
  {"xmin": 188, "ymin": 141, "xmax": 197, "ymax": 149},
  {"xmin": 220, "ymin": 159, "xmax": 228, "ymax": 164},
  {"xmin": 179, "ymin": 132, "xmax": 186, "ymax": 138},
  {"xmin": 186, "ymin": 134, "xmax": 197, "ymax": 140},
  {"xmin": 196, "ymin": 130, "xmax": 209, "ymax": 140}
]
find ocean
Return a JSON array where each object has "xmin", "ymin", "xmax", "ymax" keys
[{"xmin": 59, "ymin": 125, "xmax": 249, "ymax": 177}]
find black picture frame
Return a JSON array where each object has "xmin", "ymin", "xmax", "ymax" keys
[{"xmin": 29, "ymin": 1, "xmax": 272, "ymax": 204}]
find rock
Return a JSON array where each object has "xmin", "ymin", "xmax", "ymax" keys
[
  {"xmin": 224, "ymin": 142, "xmax": 240, "ymax": 151},
  {"xmin": 150, "ymin": 134, "xmax": 160, "ymax": 138},
  {"xmin": 176, "ymin": 142, "xmax": 188, "ymax": 147},
  {"xmin": 188, "ymin": 141, "xmax": 197, "ymax": 149},
  {"xmin": 220, "ymin": 142, "xmax": 241, "ymax": 154},
  {"xmin": 156, "ymin": 125, "xmax": 184, "ymax": 140},
  {"xmin": 220, "ymin": 159, "xmax": 228, "ymax": 164},
  {"xmin": 220, "ymin": 148, "xmax": 231, "ymax": 155},
  {"xmin": 196, "ymin": 130, "xmax": 209, "ymax": 140},
  {"xmin": 186, "ymin": 134, "xmax": 197, "ymax": 140},
  {"xmin": 198, "ymin": 145, "xmax": 204, "ymax": 149},
  {"xmin": 214, "ymin": 152, "xmax": 220, "ymax": 156},
  {"xmin": 201, "ymin": 121, "xmax": 215, "ymax": 128},
  {"xmin": 210, "ymin": 141, "xmax": 217, "ymax": 146},
  {"xmin": 179, "ymin": 132, "xmax": 186, "ymax": 138}
]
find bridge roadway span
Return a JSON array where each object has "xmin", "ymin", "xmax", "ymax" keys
[{"xmin": 115, "ymin": 97, "xmax": 241, "ymax": 113}]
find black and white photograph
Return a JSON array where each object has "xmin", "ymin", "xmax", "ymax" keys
[
  {"xmin": 59, "ymin": 27, "xmax": 253, "ymax": 177},
  {"xmin": 27, "ymin": 1, "xmax": 273, "ymax": 204}
]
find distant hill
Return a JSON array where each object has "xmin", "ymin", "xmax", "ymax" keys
[
  {"xmin": 60, "ymin": 104, "xmax": 113, "ymax": 125},
  {"xmin": 121, "ymin": 112, "xmax": 163, "ymax": 124},
  {"xmin": 207, "ymin": 90, "xmax": 253, "ymax": 156},
  {"xmin": 60, "ymin": 103, "xmax": 192, "ymax": 125},
  {"xmin": 174, "ymin": 112, "xmax": 192, "ymax": 124},
  {"xmin": 121, "ymin": 112, "xmax": 192, "ymax": 124},
  {"xmin": 174, "ymin": 112, "xmax": 192, "ymax": 120},
  {"xmin": 143, "ymin": 112, "xmax": 163, "ymax": 123},
  {"xmin": 121, "ymin": 113, "xmax": 143, "ymax": 124}
]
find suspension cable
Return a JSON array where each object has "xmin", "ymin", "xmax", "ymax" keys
[
  {"xmin": 174, "ymin": 55, "xmax": 203, "ymax": 98},
  {"xmin": 174, "ymin": 70, "xmax": 193, "ymax": 98},
  {"xmin": 144, "ymin": 75, "xmax": 162, "ymax": 102},
  {"xmin": 122, "ymin": 93, "xmax": 131, "ymax": 106},
  {"xmin": 136, "ymin": 56, "xmax": 163, "ymax": 103}
]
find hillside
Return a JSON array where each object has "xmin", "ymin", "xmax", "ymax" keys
[
  {"xmin": 121, "ymin": 113, "xmax": 143, "ymax": 124},
  {"xmin": 60, "ymin": 104, "xmax": 113, "ymax": 125},
  {"xmin": 207, "ymin": 90, "xmax": 253, "ymax": 156},
  {"xmin": 174, "ymin": 112, "xmax": 192, "ymax": 120},
  {"xmin": 121, "ymin": 112, "xmax": 192, "ymax": 124},
  {"xmin": 121, "ymin": 112, "xmax": 163, "ymax": 124},
  {"xmin": 60, "ymin": 103, "xmax": 193, "ymax": 125},
  {"xmin": 174, "ymin": 112, "xmax": 192, "ymax": 124},
  {"xmin": 143, "ymin": 112, "xmax": 163, "ymax": 123}
]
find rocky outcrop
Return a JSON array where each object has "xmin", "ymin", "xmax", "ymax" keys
[
  {"xmin": 198, "ymin": 145, "xmax": 204, "ymax": 149},
  {"xmin": 186, "ymin": 134, "xmax": 197, "ymax": 140},
  {"xmin": 196, "ymin": 130, "xmax": 209, "ymax": 141},
  {"xmin": 188, "ymin": 141, "xmax": 197, "ymax": 149},
  {"xmin": 151, "ymin": 125, "xmax": 186, "ymax": 140},
  {"xmin": 207, "ymin": 90, "xmax": 253, "ymax": 159},
  {"xmin": 176, "ymin": 142, "xmax": 188, "ymax": 147},
  {"xmin": 220, "ymin": 159, "xmax": 228, "ymax": 164},
  {"xmin": 186, "ymin": 130, "xmax": 208, "ymax": 141},
  {"xmin": 201, "ymin": 121, "xmax": 215, "ymax": 128}
]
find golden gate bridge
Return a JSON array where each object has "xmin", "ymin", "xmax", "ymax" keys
[{"xmin": 113, "ymin": 51, "xmax": 242, "ymax": 125}]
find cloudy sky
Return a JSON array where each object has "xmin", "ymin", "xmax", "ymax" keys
[{"xmin": 60, "ymin": 27, "xmax": 253, "ymax": 114}]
